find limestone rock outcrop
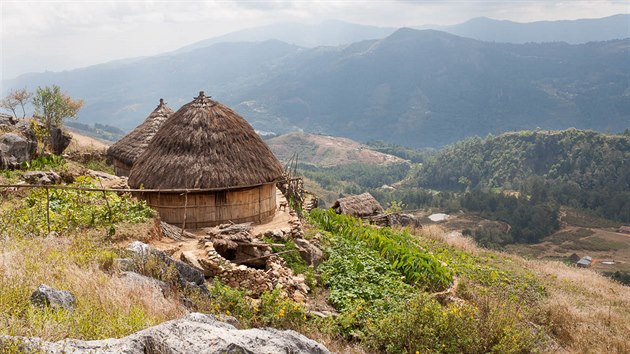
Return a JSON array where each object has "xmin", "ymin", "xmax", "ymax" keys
[{"xmin": 1, "ymin": 313, "xmax": 330, "ymax": 353}]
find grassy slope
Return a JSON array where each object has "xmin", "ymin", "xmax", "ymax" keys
[
  {"xmin": 266, "ymin": 132, "xmax": 406, "ymax": 167},
  {"xmin": 1, "ymin": 152, "xmax": 629, "ymax": 353},
  {"xmin": 421, "ymin": 225, "xmax": 630, "ymax": 353}
]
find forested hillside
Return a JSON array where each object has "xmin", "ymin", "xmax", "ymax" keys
[{"xmin": 415, "ymin": 129, "xmax": 630, "ymax": 222}]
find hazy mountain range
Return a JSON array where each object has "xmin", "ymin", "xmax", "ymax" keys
[{"xmin": 3, "ymin": 15, "xmax": 629, "ymax": 147}]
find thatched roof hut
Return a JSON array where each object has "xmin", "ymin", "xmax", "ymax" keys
[
  {"xmin": 107, "ymin": 99, "xmax": 173, "ymax": 176},
  {"xmin": 332, "ymin": 193, "xmax": 384, "ymax": 218},
  {"xmin": 128, "ymin": 91, "xmax": 284, "ymax": 228}
]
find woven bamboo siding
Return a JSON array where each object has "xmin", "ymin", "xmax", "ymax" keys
[
  {"xmin": 112, "ymin": 160, "xmax": 131, "ymax": 177},
  {"xmin": 136, "ymin": 183, "xmax": 277, "ymax": 228}
]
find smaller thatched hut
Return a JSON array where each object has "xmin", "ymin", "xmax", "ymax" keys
[
  {"xmin": 332, "ymin": 193, "xmax": 384, "ymax": 218},
  {"xmin": 107, "ymin": 99, "xmax": 173, "ymax": 176}
]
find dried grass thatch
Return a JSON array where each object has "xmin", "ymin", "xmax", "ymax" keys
[
  {"xmin": 128, "ymin": 92, "xmax": 283, "ymax": 189},
  {"xmin": 107, "ymin": 99, "xmax": 173, "ymax": 167},
  {"xmin": 332, "ymin": 192, "xmax": 384, "ymax": 218}
]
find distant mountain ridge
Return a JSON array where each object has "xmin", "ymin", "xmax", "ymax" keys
[
  {"xmin": 174, "ymin": 20, "xmax": 397, "ymax": 53},
  {"xmin": 3, "ymin": 26, "xmax": 629, "ymax": 148},
  {"xmin": 430, "ymin": 14, "xmax": 630, "ymax": 44}
]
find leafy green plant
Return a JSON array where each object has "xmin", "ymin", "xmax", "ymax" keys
[
  {"xmin": 263, "ymin": 237, "xmax": 309, "ymax": 275},
  {"xmin": 318, "ymin": 231, "xmax": 413, "ymax": 335},
  {"xmin": 20, "ymin": 155, "xmax": 66, "ymax": 171},
  {"xmin": 0, "ymin": 176, "xmax": 154, "ymax": 237},
  {"xmin": 309, "ymin": 209, "xmax": 453, "ymax": 291}
]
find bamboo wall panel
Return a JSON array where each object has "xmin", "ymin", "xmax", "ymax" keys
[{"xmin": 136, "ymin": 183, "xmax": 277, "ymax": 228}]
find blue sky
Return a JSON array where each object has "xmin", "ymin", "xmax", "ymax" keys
[{"xmin": 1, "ymin": 0, "xmax": 628, "ymax": 80}]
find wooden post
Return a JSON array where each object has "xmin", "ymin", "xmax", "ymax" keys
[
  {"xmin": 258, "ymin": 187, "xmax": 262, "ymax": 223},
  {"xmin": 45, "ymin": 186, "xmax": 51, "ymax": 234},
  {"xmin": 181, "ymin": 190, "xmax": 188, "ymax": 237},
  {"xmin": 97, "ymin": 178, "xmax": 113, "ymax": 222}
]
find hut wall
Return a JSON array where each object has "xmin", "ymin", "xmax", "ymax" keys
[
  {"xmin": 137, "ymin": 183, "xmax": 277, "ymax": 228},
  {"xmin": 113, "ymin": 159, "xmax": 131, "ymax": 177}
]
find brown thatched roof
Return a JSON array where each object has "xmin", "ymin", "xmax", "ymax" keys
[
  {"xmin": 128, "ymin": 92, "xmax": 284, "ymax": 189},
  {"xmin": 107, "ymin": 99, "xmax": 173, "ymax": 166},
  {"xmin": 332, "ymin": 193, "xmax": 384, "ymax": 218}
]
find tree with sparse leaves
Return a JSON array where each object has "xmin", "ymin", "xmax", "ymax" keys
[
  {"xmin": 1, "ymin": 88, "xmax": 33, "ymax": 123},
  {"xmin": 32, "ymin": 85, "xmax": 83, "ymax": 150}
]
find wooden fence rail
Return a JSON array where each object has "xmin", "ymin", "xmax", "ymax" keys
[{"xmin": 0, "ymin": 177, "xmax": 303, "ymax": 238}]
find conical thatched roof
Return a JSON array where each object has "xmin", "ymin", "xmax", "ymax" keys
[
  {"xmin": 332, "ymin": 193, "xmax": 384, "ymax": 218},
  {"xmin": 128, "ymin": 92, "xmax": 284, "ymax": 189},
  {"xmin": 107, "ymin": 99, "xmax": 173, "ymax": 166}
]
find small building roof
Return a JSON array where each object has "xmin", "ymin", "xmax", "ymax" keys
[
  {"xmin": 332, "ymin": 193, "xmax": 384, "ymax": 218},
  {"xmin": 128, "ymin": 92, "xmax": 284, "ymax": 190},
  {"xmin": 576, "ymin": 259, "xmax": 591, "ymax": 267},
  {"xmin": 107, "ymin": 99, "xmax": 173, "ymax": 166}
]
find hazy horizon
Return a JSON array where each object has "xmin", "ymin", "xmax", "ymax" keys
[{"xmin": 1, "ymin": 0, "xmax": 628, "ymax": 81}]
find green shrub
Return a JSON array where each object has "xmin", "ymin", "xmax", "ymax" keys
[
  {"xmin": 257, "ymin": 288, "xmax": 307, "ymax": 329},
  {"xmin": 366, "ymin": 291, "xmax": 544, "ymax": 354}
]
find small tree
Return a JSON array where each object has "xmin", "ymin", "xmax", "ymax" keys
[
  {"xmin": 1, "ymin": 88, "xmax": 33, "ymax": 122},
  {"xmin": 13, "ymin": 88, "xmax": 32, "ymax": 119},
  {"xmin": 1, "ymin": 92, "xmax": 19, "ymax": 123},
  {"xmin": 32, "ymin": 85, "xmax": 83, "ymax": 148}
]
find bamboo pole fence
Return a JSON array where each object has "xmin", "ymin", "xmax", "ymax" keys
[{"xmin": 0, "ymin": 177, "xmax": 304, "ymax": 234}]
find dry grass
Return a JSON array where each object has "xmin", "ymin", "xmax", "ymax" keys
[
  {"xmin": 525, "ymin": 259, "xmax": 630, "ymax": 353},
  {"xmin": 421, "ymin": 224, "xmax": 481, "ymax": 255},
  {"xmin": 423, "ymin": 224, "xmax": 630, "ymax": 354},
  {"xmin": 0, "ymin": 228, "xmax": 185, "ymax": 341}
]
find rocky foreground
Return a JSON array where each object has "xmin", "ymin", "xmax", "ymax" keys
[{"xmin": 1, "ymin": 313, "xmax": 330, "ymax": 354}]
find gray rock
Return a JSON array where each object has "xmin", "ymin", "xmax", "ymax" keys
[
  {"xmin": 264, "ymin": 229, "xmax": 288, "ymax": 242},
  {"xmin": 22, "ymin": 171, "xmax": 62, "ymax": 185},
  {"xmin": 294, "ymin": 238, "xmax": 324, "ymax": 267},
  {"xmin": 390, "ymin": 213, "xmax": 422, "ymax": 228},
  {"xmin": 127, "ymin": 241, "xmax": 209, "ymax": 301},
  {"xmin": 1, "ymin": 313, "xmax": 330, "ymax": 354},
  {"xmin": 0, "ymin": 133, "xmax": 31, "ymax": 169},
  {"xmin": 48, "ymin": 126, "xmax": 72, "ymax": 155},
  {"xmin": 0, "ymin": 113, "xmax": 14, "ymax": 126},
  {"xmin": 30, "ymin": 284, "xmax": 76, "ymax": 310},
  {"xmin": 113, "ymin": 258, "xmax": 135, "ymax": 272}
]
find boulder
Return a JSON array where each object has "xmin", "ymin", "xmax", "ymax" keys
[
  {"xmin": 0, "ymin": 313, "xmax": 330, "ymax": 354},
  {"xmin": 127, "ymin": 241, "xmax": 207, "ymax": 288},
  {"xmin": 294, "ymin": 238, "xmax": 324, "ymax": 267},
  {"xmin": 30, "ymin": 284, "xmax": 76, "ymax": 310},
  {"xmin": 0, "ymin": 133, "xmax": 31, "ymax": 169},
  {"xmin": 22, "ymin": 171, "xmax": 62, "ymax": 185},
  {"xmin": 48, "ymin": 126, "xmax": 72, "ymax": 155}
]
